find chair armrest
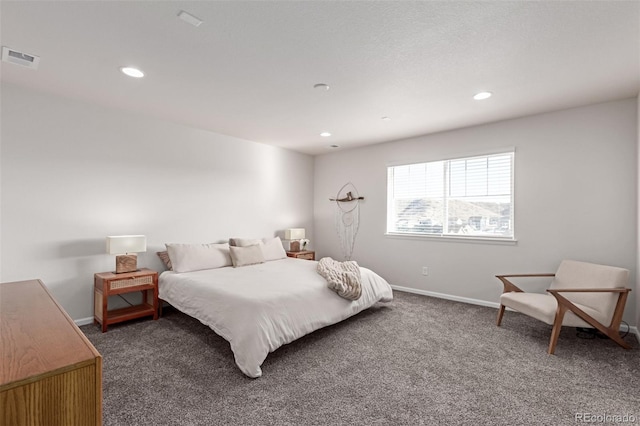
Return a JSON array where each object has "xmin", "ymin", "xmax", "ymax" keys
[
  {"xmin": 496, "ymin": 273, "xmax": 555, "ymax": 293},
  {"xmin": 547, "ymin": 287, "xmax": 631, "ymax": 294}
]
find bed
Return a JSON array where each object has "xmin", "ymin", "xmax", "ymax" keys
[{"xmin": 158, "ymin": 256, "xmax": 393, "ymax": 378}]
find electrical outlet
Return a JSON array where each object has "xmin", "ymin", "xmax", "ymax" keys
[{"xmin": 422, "ymin": 266, "xmax": 429, "ymax": 276}]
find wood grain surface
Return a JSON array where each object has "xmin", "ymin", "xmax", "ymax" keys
[{"xmin": 0, "ymin": 279, "xmax": 102, "ymax": 425}]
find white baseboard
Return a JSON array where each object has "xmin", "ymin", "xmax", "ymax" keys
[
  {"xmin": 391, "ymin": 285, "xmax": 640, "ymax": 345},
  {"xmin": 75, "ymin": 287, "xmax": 640, "ymax": 346},
  {"xmin": 391, "ymin": 285, "xmax": 501, "ymax": 309},
  {"xmin": 75, "ymin": 317, "xmax": 94, "ymax": 326}
]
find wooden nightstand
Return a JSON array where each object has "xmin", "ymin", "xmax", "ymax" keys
[
  {"xmin": 94, "ymin": 268, "xmax": 158, "ymax": 332},
  {"xmin": 286, "ymin": 250, "xmax": 315, "ymax": 261}
]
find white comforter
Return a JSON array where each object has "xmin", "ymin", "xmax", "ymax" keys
[{"xmin": 158, "ymin": 257, "xmax": 393, "ymax": 378}]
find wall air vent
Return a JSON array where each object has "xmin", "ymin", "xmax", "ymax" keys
[{"xmin": 2, "ymin": 46, "xmax": 40, "ymax": 70}]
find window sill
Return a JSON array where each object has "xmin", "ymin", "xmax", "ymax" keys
[{"xmin": 384, "ymin": 232, "xmax": 518, "ymax": 245}]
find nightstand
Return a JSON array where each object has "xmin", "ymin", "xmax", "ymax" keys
[
  {"xmin": 286, "ymin": 250, "xmax": 315, "ymax": 261},
  {"xmin": 94, "ymin": 268, "xmax": 158, "ymax": 332}
]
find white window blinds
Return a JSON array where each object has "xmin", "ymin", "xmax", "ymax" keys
[{"xmin": 387, "ymin": 151, "xmax": 514, "ymax": 239}]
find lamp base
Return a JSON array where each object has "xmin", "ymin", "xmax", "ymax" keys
[
  {"xmin": 289, "ymin": 241, "xmax": 301, "ymax": 252},
  {"xmin": 115, "ymin": 254, "xmax": 138, "ymax": 274}
]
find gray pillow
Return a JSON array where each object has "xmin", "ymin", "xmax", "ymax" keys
[
  {"xmin": 229, "ymin": 244, "xmax": 265, "ymax": 267},
  {"xmin": 229, "ymin": 238, "xmax": 262, "ymax": 247}
]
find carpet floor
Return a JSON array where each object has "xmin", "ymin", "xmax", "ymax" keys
[{"xmin": 81, "ymin": 291, "xmax": 639, "ymax": 426}]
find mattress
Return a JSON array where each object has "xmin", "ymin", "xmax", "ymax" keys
[{"xmin": 159, "ymin": 257, "xmax": 393, "ymax": 377}]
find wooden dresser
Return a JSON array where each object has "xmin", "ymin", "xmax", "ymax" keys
[{"xmin": 0, "ymin": 279, "xmax": 102, "ymax": 426}]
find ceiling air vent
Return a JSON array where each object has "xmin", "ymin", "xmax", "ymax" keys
[{"xmin": 2, "ymin": 47, "xmax": 40, "ymax": 70}]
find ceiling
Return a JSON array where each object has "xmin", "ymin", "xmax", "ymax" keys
[{"xmin": 1, "ymin": 1, "xmax": 638, "ymax": 155}]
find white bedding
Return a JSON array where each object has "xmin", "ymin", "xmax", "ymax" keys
[{"xmin": 159, "ymin": 257, "xmax": 393, "ymax": 378}]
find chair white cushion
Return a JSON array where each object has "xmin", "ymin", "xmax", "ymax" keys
[
  {"xmin": 500, "ymin": 292, "xmax": 607, "ymax": 328},
  {"xmin": 550, "ymin": 260, "xmax": 629, "ymax": 325}
]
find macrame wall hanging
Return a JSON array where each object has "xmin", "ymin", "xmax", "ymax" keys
[{"xmin": 330, "ymin": 182, "xmax": 364, "ymax": 260}]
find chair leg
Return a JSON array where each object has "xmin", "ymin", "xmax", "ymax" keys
[
  {"xmin": 599, "ymin": 328, "xmax": 632, "ymax": 350},
  {"xmin": 548, "ymin": 306, "xmax": 566, "ymax": 355},
  {"xmin": 551, "ymin": 291, "xmax": 632, "ymax": 351},
  {"xmin": 496, "ymin": 305, "xmax": 506, "ymax": 326}
]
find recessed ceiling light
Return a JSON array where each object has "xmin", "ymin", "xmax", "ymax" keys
[
  {"xmin": 120, "ymin": 67, "xmax": 144, "ymax": 78},
  {"xmin": 473, "ymin": 91, "xmax": 492, "ymax": 100},
  {"xmin": 381, "ymin": 116, "xmax": 391, "ymax": 121},
  {"xmin": 177, "ymin": 10, "xmax": 203, "ymax": 27},
  {"xmin": 320, "ymin": 132, "xmax": 332, "ymax": 137},
  {"xmin": 314, "ymin": 83, "xmax": 330, "ymax": 91}
]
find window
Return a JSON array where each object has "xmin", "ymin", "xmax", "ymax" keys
[{"xmin": 387, "ymin": 151, "xmax": 514, "ymax": 240}]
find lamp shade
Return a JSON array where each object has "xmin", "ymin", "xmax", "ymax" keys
[
  {"xmin": 284, "ymin": 228, "xmax": 305, "ymax": 240},
  {"xmin": 106, "ymin": 235, "xmax": 147, "ymax": 254}
]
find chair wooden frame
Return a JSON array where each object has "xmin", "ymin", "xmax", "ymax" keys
[{"xmin": 496, "ymin": 273, "xmax": 632, "ymax": 354}]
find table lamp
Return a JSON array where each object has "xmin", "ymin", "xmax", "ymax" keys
[
  {"xmin": 285, "ymin": 228, "xmax": 305, "ymax": 252},
  {"xmin": 106, "ymin": 235, "xmax": 147, "ymax": 273}
]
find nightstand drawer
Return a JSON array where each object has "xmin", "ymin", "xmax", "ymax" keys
[
  {"xmin": 297, "ymin": 252, "xmax": 315, "ymax": 260},
  {"xmin": 109, "ymin": 275, "xmax": 154, "ymax": 291}
]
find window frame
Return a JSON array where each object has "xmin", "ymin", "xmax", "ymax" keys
[{"xmin": 385, "ymin": 149, "xmax": 516, "ymax": 243}]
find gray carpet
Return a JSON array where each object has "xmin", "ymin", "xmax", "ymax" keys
[{"xmin": 81, "ymin": 291, "xmax": 639, "ymax": 426}]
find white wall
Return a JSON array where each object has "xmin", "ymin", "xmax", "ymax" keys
[
  {"xmin": 1, "ymin": 82, "xmax": 314, "ymax": 321},
  {"xmin": 637, "ymin": 93, "xmax": 640, "ymax": 330},
  {"xmin": 314, "ymin": 98, "xmax": 638, "ymax": 324}
]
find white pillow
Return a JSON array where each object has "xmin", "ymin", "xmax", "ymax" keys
[
  {"xmin": 229, "ymin": 245, "xmax": 265, "ymax": 267},
  {"xmin": 229, "ymin": 238, "xmax": 262, "ymax": 247},
  {"xmin": 165, "ymin": 243, "xmax": 232, "ymax": 273},
  {"xmin": 261, "ymin": 237, "xmax": 287, "ymax": 261}
]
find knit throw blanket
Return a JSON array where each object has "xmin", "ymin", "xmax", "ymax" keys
[{"xmin": 317, "ymin": 257, "xmax": 362, "ymax": 301}]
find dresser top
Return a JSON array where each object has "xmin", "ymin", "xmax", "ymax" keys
[{"xmin": 0, "ymin": 279, "xmax": 100, "ymax": 387}]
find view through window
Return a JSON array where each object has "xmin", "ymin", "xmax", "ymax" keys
[{"xmin": 387, "ymin": 152, "xmax": 514, "ymax": 239}]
